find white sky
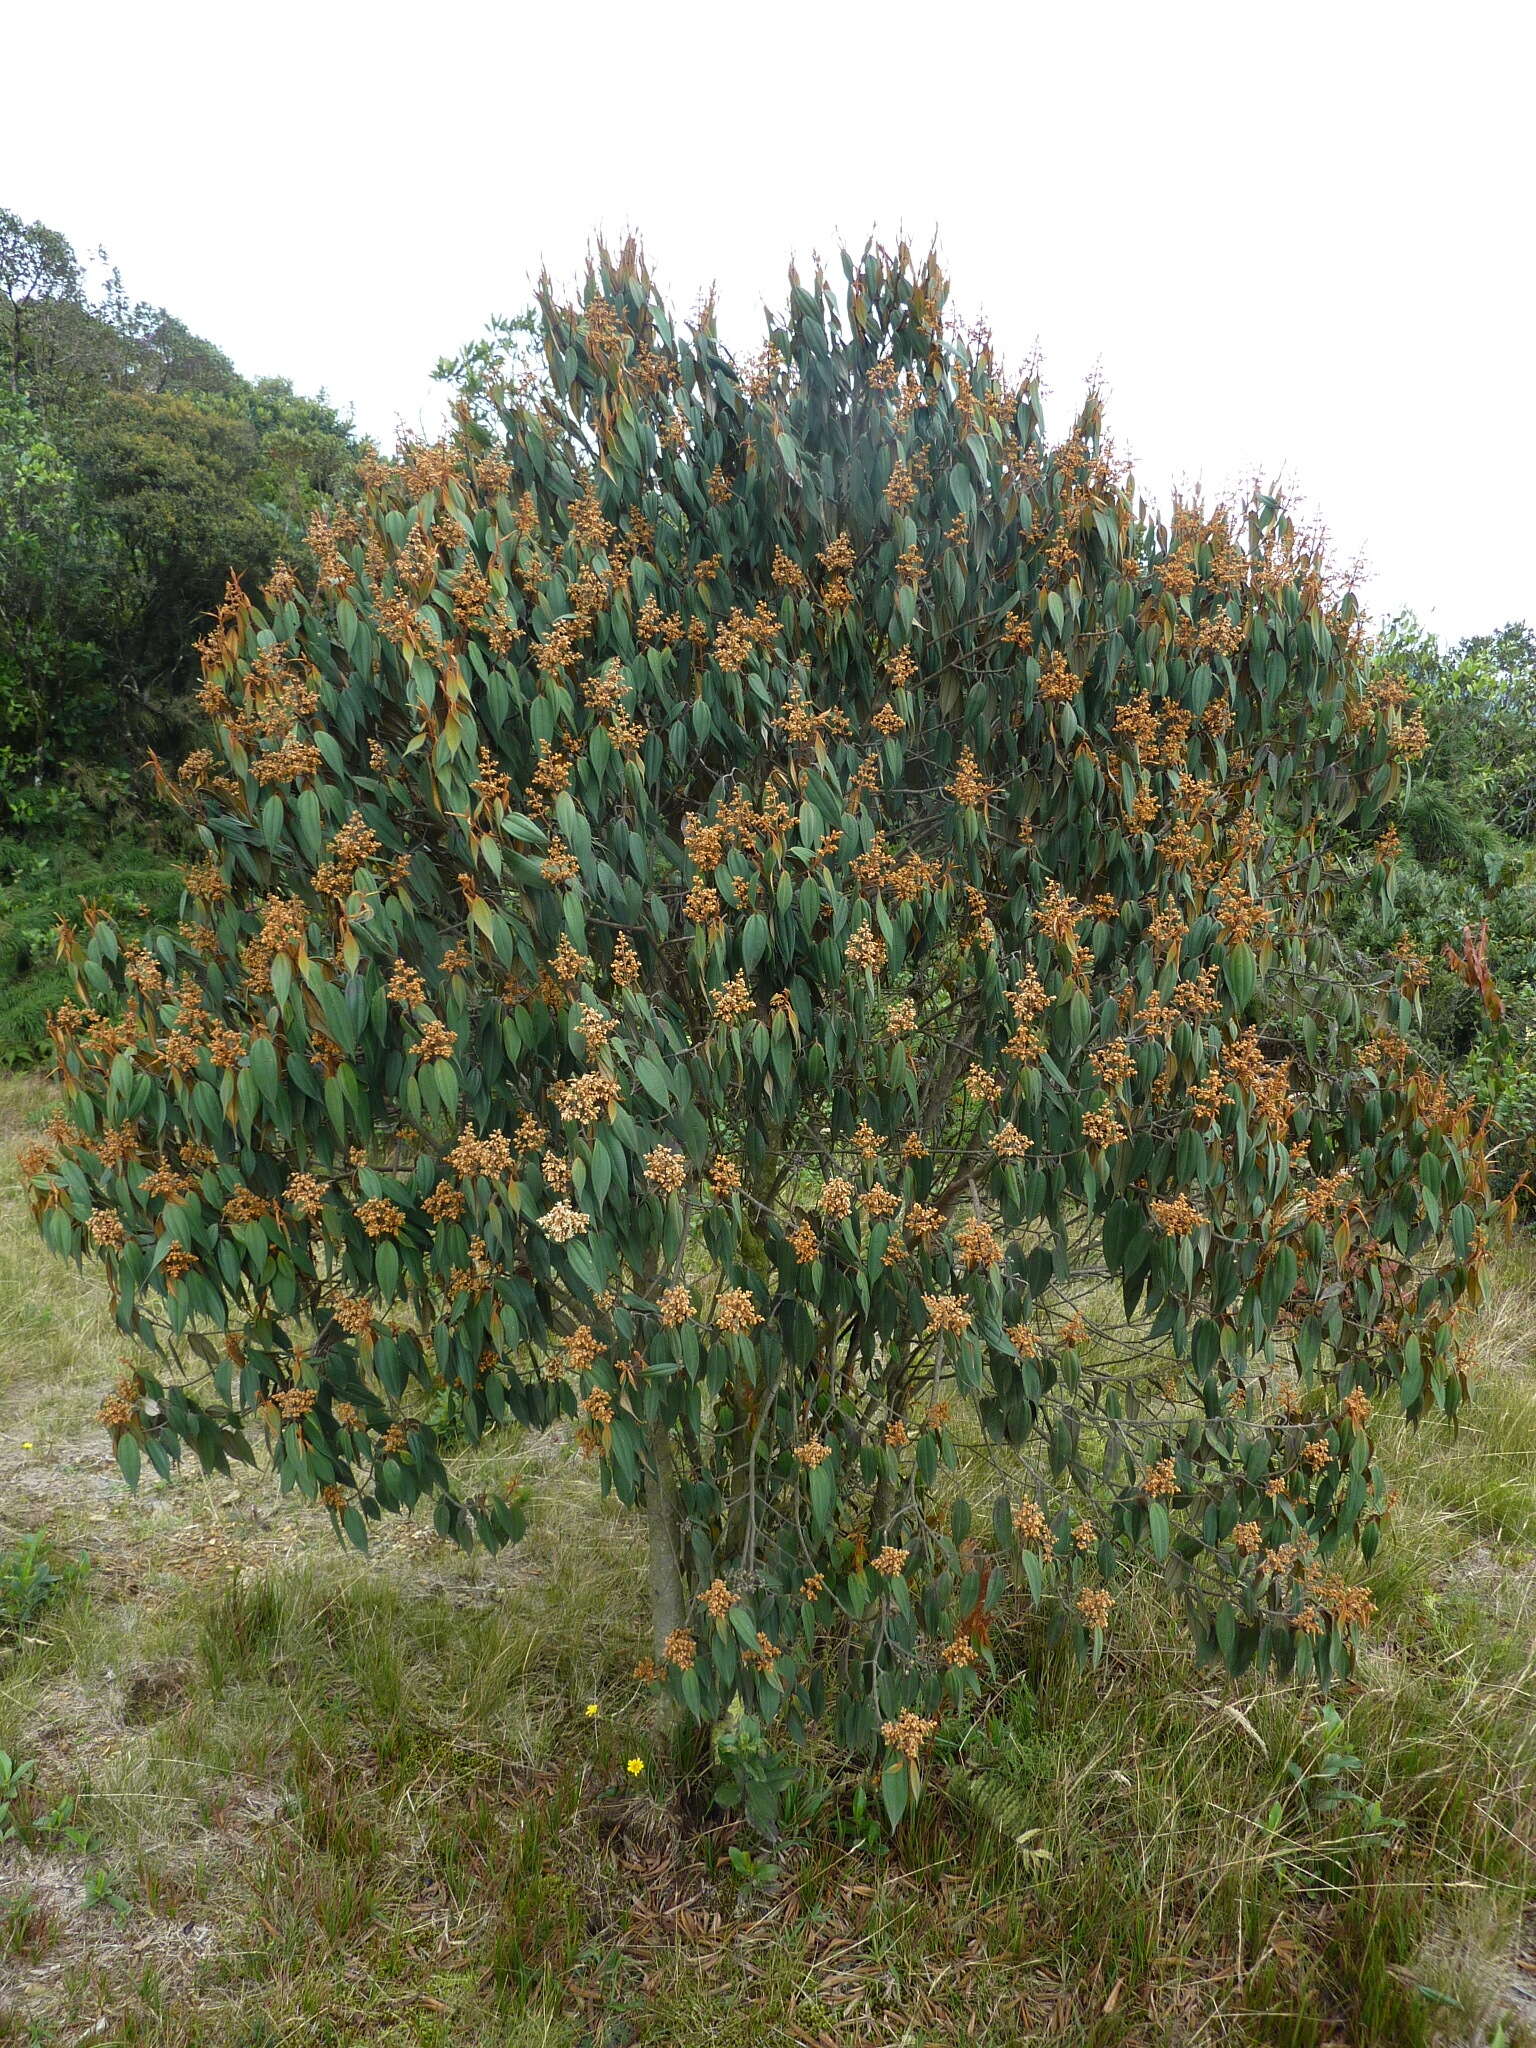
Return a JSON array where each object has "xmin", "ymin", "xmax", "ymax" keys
[{"xmin": 5, "ymin": 0, "xmax": 1531, "ymax": 643}]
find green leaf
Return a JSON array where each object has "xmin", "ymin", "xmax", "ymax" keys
[
  {"xmin": 116, "ymin": 1434, "xmax": 142, "ymax": 1489},
  {"xmin": 1223, "ymin": 943, "xmax": 1256, "ymax": 1013},
  {"xmin": 248, "ymin": 1035, "xmax": 278, "ymax": 1109},
  {"xmin": 742, "ymin": 912, "xmax": 769, "ymax": 974},
  {"xmin": 375, "ymin": 1240, "xmax": 400, "ymax": 1303},
  {"xmin": 880, "ymin": 1756, "xmax": 909, "ymax": 1828},
  {"xmin": 590, "ymin": 1134, "xmax": 613, "ymax": 1213},
  {"xmin": 1215, "ymin": 1602, "xmax": 1237, "ymax": 1670},
  {"xmin": 730, "ymin": 1605, "xmax": 760, "ymax": 1649},
  {"xmin": 810, "ymin": 1460, "xmax": 834, "ymax": 1533},
  {"xmin": 635, "ymin": 1056, "xmax": 672, "ymax": 1108}
]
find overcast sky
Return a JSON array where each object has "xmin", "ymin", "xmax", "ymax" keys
[{"xmin": 6, "ymin": 0, "xmax": 1531, "ymax": 642}]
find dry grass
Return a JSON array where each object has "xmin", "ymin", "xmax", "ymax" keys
[{"xmin": 1, "ymin": 1070, "xmax": 1533, "ymax": 2047}]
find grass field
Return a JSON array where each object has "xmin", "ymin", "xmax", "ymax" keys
[{"xmin": 2, "ymin": 1069, "xmax": 1534, "ymax": 2047}]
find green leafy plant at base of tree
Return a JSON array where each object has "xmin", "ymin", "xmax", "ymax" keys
[{"xmin": 23, "ymin": 242, "xmax": 1493, "ymax": 1824}]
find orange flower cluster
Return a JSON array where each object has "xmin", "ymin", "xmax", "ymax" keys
[
  {"xmin": 699, "ymin": 1578, "xmax": 739, "ymax": 1620},
  {"xmin": 644, "ymin": 1146, "xmax": 688, "ymax": 1197},
  {"xmin": 1142, "ymin": 1458, "xmax": 1178, "ymax": 1500},
  {"xmin": 356, "ymin": 1198, "xmax": 404, "ymax": 1240},
  {"xmin": 658, "ymin": 1285, "xmax": 695, "ymax": 1328},
  {"xmin": 954, "ymin": 1218, "xmax": 1001, "ymax": 1270},
  {"xmin": 1013, "ymin": 1499, "xmax": 1050, "ymax": 1545},
  {"xmin": 1037, "ymin": 652, "xmax": 1079, "ymax": 705},
  {"xmin": 1150, "ymin": 1193, "xmax": 1208, "ymax": 1236},
  {"xmin": 947, "ymin": 746, "xmax": 996, "ymax": 810},
  {"xmin": 713, "ymin": 1288, "xmax": 762, "ymax": 1334},
  {"xmin": 448, "ymin": 1128, "xmax": 516, "ymax": 1177},
  {"xmin": 539, "ymin": 1202, "xmax": 590, "ymax": 1242},
  {"xmin": 414, "ymin": 1021, "xmax": 458, "ymax": 1062},
  {"xmin": 713, "ymin": 603, "xmax": 780, "ymax": 673},
  {"xmin": 1090, "ymin": 1040, "xmax": 1137, "ymax": 1088},
  {"xmin": 284, "ymin": 1172, "xmax": 327, "ymax": 1216},
  {"xmin": 1081, "ymin": 1108, "xmax": 1125, "ymax": 1149},
  {"xmin": 711, "ymin": 974, "xmax": 755, "ymax": 1026},
  {"xmin": 387, "ymin": 962, "xmax": 427, "ymax": 1005},
  {"xmin": 845, "ymin": 927, "xmax": 888, "ymax": 973},
  {"xmin": 789, "ymin": 1220, "xmax": 820, "ymax": 1264},
  {"xmin": 851, "ymin": 838, "xmax": 941, "ymax": 904},
  {"xmin": 881, "ymin": 1709, "xmax": 937, "ymax": 1760},
  {"xmin": 1076, "ymin": 1588, "xmax": 1113, "ymax": 1629},
  {"xmin": 922, "ymin": 1293, "xmax": 973, "ymax": 1335},
  {"xmin": 1033, "ymin": 883, "xmax": 1084, "ymax": 950},
  {"xmin": 548, "ymin": 1072, "xmax": 621, "ymax": 1125}
]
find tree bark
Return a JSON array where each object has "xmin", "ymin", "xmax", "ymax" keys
[
  {"xmin": 644, "ymin": 1411, "xmax": 714, "ymax": 1780},
  {"xmin": 643, "ymin": 1410, "xmax": 686, "ymax": 1667}
]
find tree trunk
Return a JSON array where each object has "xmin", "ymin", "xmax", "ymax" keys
[
  {"xmin": 643, "ymin": 1411, "xmax": 686, "ymax": 1667},
  {"xmin": 644, "ymin": 1411, "xmax": 713, "ymax": 1780}
]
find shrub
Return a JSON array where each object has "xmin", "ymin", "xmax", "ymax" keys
[
  {"xmin": 1334, "ymin": 764, "xmax": 1536, "ymax": 1198},
  {"xmin": 0, "ymin": 1534, "xmax": 84, "ymax": 1646},
  {"xmin": 25, "ymin": 244, "xmax": 1490, "ymax": 1817},
  {"xmin": 1399, "ymin": 784, "xmax": 1499, "ymax": 875},
  {"xmin": 0, "ymin": 833, "xmax": 184, "ymax": 1067}
]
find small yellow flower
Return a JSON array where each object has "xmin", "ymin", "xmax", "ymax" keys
[
  {"xmin": 626, "ymin": 1756, "xmax": 645, "ymax": 1777},
  {"xmin": 21, "ymin": 1441, "xmax": 33, "ymax": 1450},
  {"xmin": 584, "ymin": 1702, "xmax": 601, "ymax": 1718}
]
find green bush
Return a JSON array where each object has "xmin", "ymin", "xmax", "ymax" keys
[
  {"xmin": 1336, "ymin": 735, "xmax": 1536, "ymax": 1197},
  {"xmin": 0, "ymin": 833, "xmax": 182, "ymax": 1066},
  {"xmin": 26, "ymin": 244, "xmax": 1487, "ymax": 1821},
  {"xmin": 0, "ymin": 1534, "xmax": 84, "ymax": 1647},
  {"xmin": 1399, "ymin": 784, "xmax": 1506, "ymax": 877}
]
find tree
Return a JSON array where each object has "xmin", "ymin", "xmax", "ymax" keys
[
  {"xmin": 26, "ymin": 243, "xmax": 1490, "ymax": 1823},
  {"xmin": 432, "ymin": 309, "xmax": 543, "ymax": 435},
  {"xmin": 1375, "ymin": 611, "xmax": 1536, "ymax": 841},
  {"xmin": 0, "ymin": 209, "xmax": 85, "ymax": 398},
  {"xmin": 0, "ymin": 391, "xmax": 123, "ymax": 824}
]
